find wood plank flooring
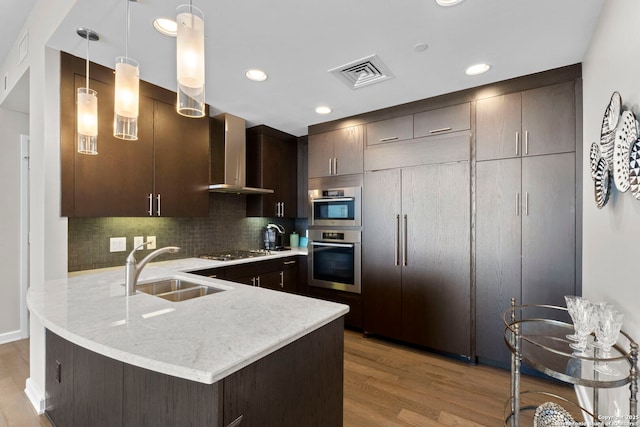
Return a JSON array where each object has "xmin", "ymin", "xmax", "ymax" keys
[
  {"xmin": 0, "ymin": 331, "xmax": 578, "ymax": 426},
  {"xmin": 0, "ymin": 340, "xmax": 51, "ymax": 427}
]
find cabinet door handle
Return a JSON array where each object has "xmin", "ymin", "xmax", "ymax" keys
[
  {"xmin": 251, "ymin": 277, "xmax": 256, "ymax": 286},
  {"xmin": 333, "ymin": 157, "xmax": 338, "ymax": 175},
  {"xmin": 525, "ymin": 131, "xmax": 529, "ymax": 155},
  {"xmin": 524, "ymin": 192, "xmax": 529, "ymax": 216},
  {"xmin": 283, "ymin": 260, "xmax": 297, "ymax": 265},
  {"xmin": 329, "ymin": 158, "xmax": 333, "ymax": 176},
  {"xmin": 208, "ymin": 274, "xmax": 217, "ymax": 279},
  {"xmin": 515, "ymin": 192, "xmax": 520, "ymax": 217},
  {"xmin": 394, "ymin": 214, "xmax": 400, "ymax": 266},
  {"xmin": 380, "ymin": 136, "xmax": 399, "ymax": 142},
  {"xmin": 156, "ymin": 194, "xmax": 161, "ymax": 216},
  {"xmin": 403, "ymin": 214, "xmax": 408, "ymax": 267},
  {"xmin": 279, "ymin": 271, "xmax": 284, "ymax": 288},
  {"xmin": 430, "ymin": 127, "xmax": 452, "ymax": 134},
  {"xmin": 515, "ymin": 131, "xmax": 520, "ymax": 156},
  {"xmin": 281, "ymin": 202, "xmax": 285, "ymax": 217},
  {"xmin": 148, "ymin": 194, "xmax": 153, "ymax": 216},
  {"xmin": 257, "ymin": 276, "xmax": 261, "ymax": 287},
  {"xmin": 56, "ymin": 360, "xmax": 62, "ymax": 384},
  {"xmin": 226, "ymin": 415, "xmax": 244, "ymax": 427}
]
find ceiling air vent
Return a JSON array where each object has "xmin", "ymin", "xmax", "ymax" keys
[{"xmin": 329, "ymin": 54, "xmax": 393, "ymax": 90}]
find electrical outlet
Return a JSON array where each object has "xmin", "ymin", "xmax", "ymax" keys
[
  {"xmin": 147, "ymin": 236, "xmax": 156, "ymax": 250},
  {"xmin": 134, "ymin": 236, "xmax": 144, "ymax": 250},
  {"xmin": 109, "ymin": 237, "xmax": 127, "ymax": 253}
]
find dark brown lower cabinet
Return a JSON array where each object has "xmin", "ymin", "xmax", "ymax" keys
[
  {"xmin": 195, "ymin": 256, "xmax": 300, "ymax": 293},
  {"xmin": 224, "ymin": 318, "xmax": 344, "ymax": 427},
  {"xmin": 45, "ymin": 318, "xmax": 343, "ymax": 427}
]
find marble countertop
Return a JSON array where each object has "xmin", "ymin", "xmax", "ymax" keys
[{"xmin": 28, "ymin": 247, "xmax": 349, "ymax": 385}]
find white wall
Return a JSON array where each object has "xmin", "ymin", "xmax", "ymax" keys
[
  {"xmin": 0, "ymin": 107, "xmax": 29, "ymax": 342},
  {"xmin": 583, "ymin": 0, "xmax": 640, "ymax": 349},
  {"xmin": 0, "ymin": 0, "xmax": 75, "ymax": 414},
  {"xmin": 582, "ymin": 0, "xmax": 640, "ymax": 417}
]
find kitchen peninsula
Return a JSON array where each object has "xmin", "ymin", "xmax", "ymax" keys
[{"xmin": 28, "ymin": 253, "xmax": 348, "ymax": 427}]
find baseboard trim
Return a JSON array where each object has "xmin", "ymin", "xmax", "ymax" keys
[
  {"xmin": 25, "ymin": 377, "xmax": 46, "ymax": 415},
  {"xmin": 0, "ymin": 330, "xmax": 23, "ymax": 345}
]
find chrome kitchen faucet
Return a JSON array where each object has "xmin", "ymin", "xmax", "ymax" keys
[{"xmin": 125, "ymin": 242, "xmax": 181, "ymax": 296}]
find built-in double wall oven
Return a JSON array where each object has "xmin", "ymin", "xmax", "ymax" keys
[
  {"xmin": 308, "ymin": 229, "xmax": 361, "ymax": 294},
  {"xmin": 308, "ymin": 180, "xmax": 362, "ymax": 294}
]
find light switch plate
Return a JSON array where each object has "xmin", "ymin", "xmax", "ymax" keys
[
  {"xmin": 134, "ymin": 236, "xmax": 144, "ymax": 250},
  {"xmin": 109, "ymin": 237, "xmax": 127, "ymax": 253},
  {"xmin": 147, "ymin": 236, "xmax": 156, "ymax": 250}
]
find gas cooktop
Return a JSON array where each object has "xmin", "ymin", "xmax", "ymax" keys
[{"xmin": 198, "ymin": 249, "xmax": 270, "ymax": 261}]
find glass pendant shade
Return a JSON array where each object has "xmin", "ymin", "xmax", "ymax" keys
[
  {"xmin": 176, "ymin": 4, "xmax": 205, "ymax": 118},
  {"xmin": 114, "ymin": 56, "xmax": 140, "ymax": 140},
  {"xmin": 77, "ymin": 87, "xmax": 98, "ymax": 155}
]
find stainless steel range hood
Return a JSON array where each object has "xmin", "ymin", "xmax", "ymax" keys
[{"xmin": 209, "ymin": 113, "xmax": 274, "ymax": 195}]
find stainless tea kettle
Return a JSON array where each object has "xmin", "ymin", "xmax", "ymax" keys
[{"xmin": 264, "ymin": 223, "xmax": 285, "ymax": 250}]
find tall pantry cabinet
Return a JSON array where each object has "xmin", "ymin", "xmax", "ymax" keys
[{"xmin": 475, "ymin": 81, "xmax": 577, "ymax": 365}]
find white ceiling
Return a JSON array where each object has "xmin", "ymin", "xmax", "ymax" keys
[{"xmin": 6, "ymin": 0, "xmax": 604, "ymax": 136}]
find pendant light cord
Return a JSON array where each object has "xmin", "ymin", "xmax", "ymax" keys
[
  {"xmin": 125, "ymin": 0, "xmax": 130, "ymax": 59},
  {"xmin": 85, "ymin": 31, "xmax": 90, "ymax": 91}
]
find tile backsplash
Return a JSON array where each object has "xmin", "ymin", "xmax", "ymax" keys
[{"xmin": 68, "ymin": 193, "xmax": 297, "ymax": 271}]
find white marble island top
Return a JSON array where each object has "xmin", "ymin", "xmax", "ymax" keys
[{"xmin": 28, "ymin": 250, "xmax": 348, "ymax": 385}]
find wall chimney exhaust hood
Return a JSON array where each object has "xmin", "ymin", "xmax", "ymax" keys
[{"xmin": 209, "ymin": 113, "xmax": 274, "ymax": 194}]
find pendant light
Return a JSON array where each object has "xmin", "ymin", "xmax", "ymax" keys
[
  {"xmin": 176, "ymin": 1, "xmax": 205, "ymax": 118},
  {"xmin": 114, "ymin": 0, "xmax": 140, "ymax": 140},
  {"xmin": 76, "ymin": 27, "xmax": 99, "ymax": 155}
]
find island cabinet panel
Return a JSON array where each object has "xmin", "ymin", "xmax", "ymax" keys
[
  {"xmin": 223, "ymin": 318, "xmax": 344, "ymax": 427},
  {"xmin": 73, "ymin": 345, "xmax": 123, "ymax": 427},
  {"xmin": 363, "ymin": 162, "xmax": 471, "ymax": 357},
  {"xmin": 45, "ymin": 331, "xmax": 74, "ymax": 427},
  {"xmin": 60, "ymin": 52, "xmax": 209, "ymax": 217},
  {"xmin": 475, "ymin": 81, "xmax": 576, "ymax": 161},
  {"xmin": 123, "ymin": 365, "xmax": 223, "ymax": 427},
  {"xmin": 246, "ymin": 126, "xmax": 298, "ymax": 218},
  {"xmin": 308, "ymin": 125, "xmax": 363, "ymax": 178}
]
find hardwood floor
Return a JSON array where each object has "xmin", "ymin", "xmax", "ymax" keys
[
  {"xmin": 0, "ymin": 340, "xmax": 52, "ymax": 427},
  {"xmin": 0, "ymin": 331, "xmax": 577, "ymax": 427}
]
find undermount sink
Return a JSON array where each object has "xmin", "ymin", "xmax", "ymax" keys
[{"xmin": 136, "ymin": 277, "xmax": 226, "ymax": 302}]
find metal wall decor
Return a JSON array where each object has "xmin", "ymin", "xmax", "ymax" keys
[
  {"xmin": 600, "ymin": 91, "xmax": 622, "ymax": 170},
  {"xmin": 630, "ymin": 139, "xmax": 640, "ymax": 199},
  {"xmin": 591, "ymin": 91, "xmax": 640, "ymax": 208},
  {"xmin": 613, "ymin": 110, "xmax": 637, "ymax": 192},
  {"xmin": 594, "ymin": 156, "xmax": 611, "ymax": 209}
]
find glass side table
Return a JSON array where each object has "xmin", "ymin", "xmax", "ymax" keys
[{"xmin": 503, "ymin": 298, "xmax": 638, "ymax": 427}]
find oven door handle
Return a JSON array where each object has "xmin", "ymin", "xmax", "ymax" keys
[
  {"xmin": 311, "ymin": 197, "xmax": 355, "ymax": 203},
  {"xmin": 311, "ymin": 242, "xmax": 355, "ymax": 248}
]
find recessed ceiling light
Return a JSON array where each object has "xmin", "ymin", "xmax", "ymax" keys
[
  {"xmin": 245, "ymin": 69, "xmax": 268, "ymax": 82},
  {"xmin": 153, "ymin": 18, "xmax": 177, "ymax": 37},
  {"xmin": 315, "ymin": 106, "xmax": 332, "ymax": 115},
  {"xmin": 436, "ymin": 0, "xmax": 464, "ymax": 6},
  {"xmin": 465, "ymin": 63, "xmax": 491, "ymax": 76}
]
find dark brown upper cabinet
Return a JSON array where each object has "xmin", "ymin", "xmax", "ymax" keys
[
  {"xmin": 308, "ymin": 125, "xmax": 363, "ymax": 178},
  {"xmin": 246, "ymin": 125, "xmax": 298, "ymax": 218},
  {"xmin": 60, "ymin": 52, "xmax": 209, "ymax": 217},
  {"xmin": 476, "ymin": 81, "xmax": 576, "ymax": 161}
]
